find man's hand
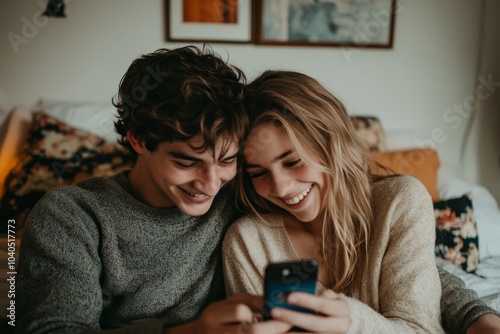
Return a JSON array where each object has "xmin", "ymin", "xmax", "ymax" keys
[
  {"xmin": 165, "ymin": 294, "xmax": 292, "ymax": 334},
  {"xmin": 466, "ymin": 314, "xmax": 500, "ymax": 334}
]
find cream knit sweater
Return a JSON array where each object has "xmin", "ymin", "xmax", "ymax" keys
[{"xmin": 223, "ymin": 176, "xmax": 444, "ymax": 333}]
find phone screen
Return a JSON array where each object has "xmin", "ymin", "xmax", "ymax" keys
[{"xmin": 263, "ymin": 259, "xmax": 318, "ymax": 328}]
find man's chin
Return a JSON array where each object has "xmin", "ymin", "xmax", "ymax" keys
[{"xmin": 178, "ymin": 202, "xmax": 213, "ymax": 217}]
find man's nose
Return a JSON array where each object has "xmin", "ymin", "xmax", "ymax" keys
[{"xmin": 197, "ymin": 165, "xmax": 221, "ymax": 197}]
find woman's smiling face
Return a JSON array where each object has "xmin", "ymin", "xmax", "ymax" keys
[{"xmin": 243, "ymin": 123, "xmax": 326, "ymax": 223}]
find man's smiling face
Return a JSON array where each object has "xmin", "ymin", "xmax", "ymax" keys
[{"xmin": 129, "ymin": 135, "xmax": 239, "ymax": 216}]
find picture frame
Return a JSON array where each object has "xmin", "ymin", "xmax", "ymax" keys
[
  {"xmin": 255, "ymin": 0, "xmax": 396, "ymax": 48},
  {"xmin": 165, "ymin": 0, "xmax": 254, "ymax": 43}
]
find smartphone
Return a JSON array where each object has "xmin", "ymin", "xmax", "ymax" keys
[{"xmin": 263, "ymin": 259, "xmax": 318, "ymax": 331}]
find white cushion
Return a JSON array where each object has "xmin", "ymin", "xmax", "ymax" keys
[{"xmin": 43, "ymin": 99, "xmax": 119, "ymax": 143}]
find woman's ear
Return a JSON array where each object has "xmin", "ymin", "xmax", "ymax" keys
[{"xmin": 127, "ymin": 131, "xmax": 146, "ymax": 155}]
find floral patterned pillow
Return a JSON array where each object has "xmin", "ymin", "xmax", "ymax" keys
[
  {"xmin": 350, "ymin": 116, "xmax": 387, "ymax": 152},
  {"xmin": 434, "ymin": 194, "xmax": 479, "ymax": 273},
  {"xmin": 0, "ymin": 112, "xmax": 135, "ymax": 232}
]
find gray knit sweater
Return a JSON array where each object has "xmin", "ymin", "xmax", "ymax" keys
[
  {"xmin": 17, "ymin": 171, "xmax": 238, "ymax": 334},
  {"xmin": 439, "ymin": 267, "xmax": 500, "ymax": 333}
]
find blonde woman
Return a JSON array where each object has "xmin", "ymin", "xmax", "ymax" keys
[{"xmin": 223, "ymin": 70, "xmax": 444, "ymax": 333}]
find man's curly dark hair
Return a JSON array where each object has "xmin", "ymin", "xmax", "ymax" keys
[{"xmin": 113, "ymin": 45, "xmax": 248, "ymax": 157}]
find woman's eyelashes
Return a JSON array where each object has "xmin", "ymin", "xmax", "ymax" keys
[
  {"xmin": 247, "ymin": 170, "xmax": 267, "ymax": 179},
  {"xmin": 285, "ymin": 159, "xmax": 302, "ymax": 167},
  {"xmin": 246, "ymin": 159, "xmax": 303, "ymax": 179}
]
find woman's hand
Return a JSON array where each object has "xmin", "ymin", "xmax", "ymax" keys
[{"xmin": 270, "ymin": 289, "xmax": 351, "ymax": 334}]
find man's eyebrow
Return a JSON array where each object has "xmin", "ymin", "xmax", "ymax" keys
[
  {"xmin": 245, "ymin": 150, "xmax": 293, "ymax": 168},
  {"xmin": 168, "ymin": 152, "xmax": 203, "ymax": 162}
]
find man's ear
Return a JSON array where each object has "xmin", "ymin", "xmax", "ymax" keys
[{"xmin": 127, "ymin": 131, "xmax": 146, "ymax": 155}]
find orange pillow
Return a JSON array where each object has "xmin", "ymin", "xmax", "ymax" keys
[{"xmin": 371, "ymin": 148, "xmax": 440, "ymax": 201}]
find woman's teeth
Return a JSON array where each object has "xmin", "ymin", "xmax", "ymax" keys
[
  {"xmin": 284, "ymin": 185, "xmax": 312, "ymax": 205},
  {"xmin": 186, "ymin": 190, "xmax": 206, "ymax": 198}
]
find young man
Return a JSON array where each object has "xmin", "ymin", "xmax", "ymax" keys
[{"xmin": 16, "ymin": 46, "xmax": 499, "ymax": 334}]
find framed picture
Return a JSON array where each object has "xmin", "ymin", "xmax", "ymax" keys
[
  {"xmin": 255, "ymin": 0, "xmax": 396, "ymax": 48},
  {"xmin": 165, "ymin": 0, "xmax": 254, "ymax": 43}
]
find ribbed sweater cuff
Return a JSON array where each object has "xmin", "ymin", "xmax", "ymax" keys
[{"xmin": 455, "ymin": 301, "xmax": 500, "ymax": 334}]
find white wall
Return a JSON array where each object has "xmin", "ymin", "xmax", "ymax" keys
[
  {"xmin": 0, "ymin": 0, "xmax": 498, "ymax": 202},
  {"xmin": 462, "ymin": 0, "xmax": 500, "ymax": 204}
]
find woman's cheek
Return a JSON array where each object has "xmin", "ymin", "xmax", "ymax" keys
[{"xmin": 252, "ymin": 180, "xmax": 268, "ymax": 197}]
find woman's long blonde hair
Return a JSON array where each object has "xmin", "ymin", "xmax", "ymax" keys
[{"xmin": 236, "ymin": 70, "xmax": 374, "ymax": 294}]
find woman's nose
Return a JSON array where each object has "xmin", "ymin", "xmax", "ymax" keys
[{"xmin": 270, "ymin": 172, "xmax": 293, "ymax": 197}]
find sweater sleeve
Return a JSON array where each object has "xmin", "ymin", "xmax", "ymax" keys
[
  {"xmin": 222, "ymin": 218, "xmax": 262, "ymax": 297},
  {"xmin": 439, "ymin": 267, "xmax": 500, "ymax": 334},
  {"xmin": 16, "ymin": 190, "xmax": 169, "ymax": 334},
  {"xmin": 345, "ymin": 177, "xmax": 444, "ymax": 334}
]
